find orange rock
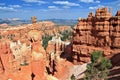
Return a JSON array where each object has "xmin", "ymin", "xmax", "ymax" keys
[
  {"xmin": 73, "ymin": 7, "xmax": 120, "ymax": 64},
  {"xmin": 0, "ymin": 41, "xmax": 15, "ymax": 75}
]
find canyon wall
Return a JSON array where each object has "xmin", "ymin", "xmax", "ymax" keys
[{"xmin": 73, "ymin": 7, "xmax": 120, "ymax": 64}]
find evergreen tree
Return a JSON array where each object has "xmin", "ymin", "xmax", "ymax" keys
[
  {"xmin": 71, "ymin": 74, "xmax": 76, "ymax": 80},
  {"xmin": 59, "ymin": 30, "xmax": 73, "ymax": 41},
  {"xmin": 42, "ymin": 35, "xmax": 52, "ymax": 50},
  {"xmin": 84, "ymin": 51, "xmax": 112, "ymax": 80}
]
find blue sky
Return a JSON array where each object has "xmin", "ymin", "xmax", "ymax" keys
[{"xmin": 0, "ymin": 0, "xmax": 120, "ymax": 20}]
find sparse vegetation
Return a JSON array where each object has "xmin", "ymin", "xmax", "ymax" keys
[
  {"xmin": 20, "ymin": 59, "xmax": 29, "ymax": 66},
  {"xmin": 59, "ymin": 30, "xmax": 73, "ymax": 41},
  {"xmin": 84, "ymin": 51, "xmax": 112, "ymax": 80},
  {"xmin": 20, "ymin": 62, "xmax": 29, "ymax": 66},
  {"xmin": 71, "ymin": 74, "xmax": 76, "ymax": 80},
  {"xmin": 42, "ymin": 35, "xmax": 52, "ymax": 50},
  {"xmin": 0, "ymin": 35, "xmax": 2, "ymax": 39}
]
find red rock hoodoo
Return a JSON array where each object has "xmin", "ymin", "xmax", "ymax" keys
[{"xmin": 73, "ymin": 7, "xmax": 120, "ymax": 64}]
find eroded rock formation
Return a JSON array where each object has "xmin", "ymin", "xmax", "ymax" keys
[
  {"xmin": 73, "ymin": 7, "xmax": 120, "ymax": 64},
  {"xmin": 0, "ymin": 40, "xmax": 17, "ymax": 79},
  {"xmin": 0, "ymin": 15, "xmax": 73, "ymax": 80},
  {"xmin": 45, "ymin": 35, "xmax": 74, "ymax": 79},
  {"xmin": 29, "ymin": 16, "xmax": 46, "ymax": 80}
]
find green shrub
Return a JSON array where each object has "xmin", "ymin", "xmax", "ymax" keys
[
  {"xmin": 71, "ymin": 74, "xmax": 76, "ymax": 80},
  {"xmin": 84, "ymin": 51, "xmax": 112, "ymax": 80},
  {"xmin": 42, "ymin": 35, "xmax": 52, "ymax": 50},
  {"xmin": 59, "ymin": 30, "xmax": 73, "ymax": 41}
]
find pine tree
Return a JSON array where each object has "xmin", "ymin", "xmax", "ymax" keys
[
  {"xmin": 42, "ymin": 35, "xmax": 52, "ymax": 50},
  {"xmin": 84, "ymin": 51, "xmax": 112, "ymax": 80}
]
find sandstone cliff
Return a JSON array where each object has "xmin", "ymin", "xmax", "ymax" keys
[{"xmin": 73, "ymin": 7, "xmax": 120, "ymax": 64}]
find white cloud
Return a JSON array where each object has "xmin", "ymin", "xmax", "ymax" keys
[
  {"xmin": 0, "ymin": 6, "xmax": 16, "ymax": 12},
  {"xmin": 0, "ymin": 4, "xmax": 20, "ymax": 12},
  {"xmin": 53, "ymin": 1, "xmax": 80, "ymax": 6},
  {"xmin": 9, "ymin": 5, "xmax": 21, "ymax": 8},
  {"xmin": 23, "ymin": 0, "xmax": 46, "ymax": 4},
  {"xmin": 89, "ymin": 5, "xmax": 104, "ymax": 9},
  {"xmin": 48, "ymin": 6, "xmax": 58, "ymax": 9},
  {"xmin": 96, "ymin": 0, "xmax": 100, "ymax": 3},
  {"xmin": 80, "ymin": 0, "xmax": 94, "ymax": 3},
  {"xmin": 8, "ymin": 18, "xmax": 20, "ymax": 21},
  {"xmin": 80, "ymin": 0, "xmax": 100, "ymax": 3},
  {"xmin": 89, "ymin": 6, "xmax": 97, "ymax": 9}
]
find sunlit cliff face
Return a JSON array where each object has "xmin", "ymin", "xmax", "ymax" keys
[{"xmin": 73, "ymin": 7, "xmax": 120, "ymax": 65}]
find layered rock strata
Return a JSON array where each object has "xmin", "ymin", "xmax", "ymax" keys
[{"xmin": 73, "ymin": 7, "xmax": 120, "ymax": 64}]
